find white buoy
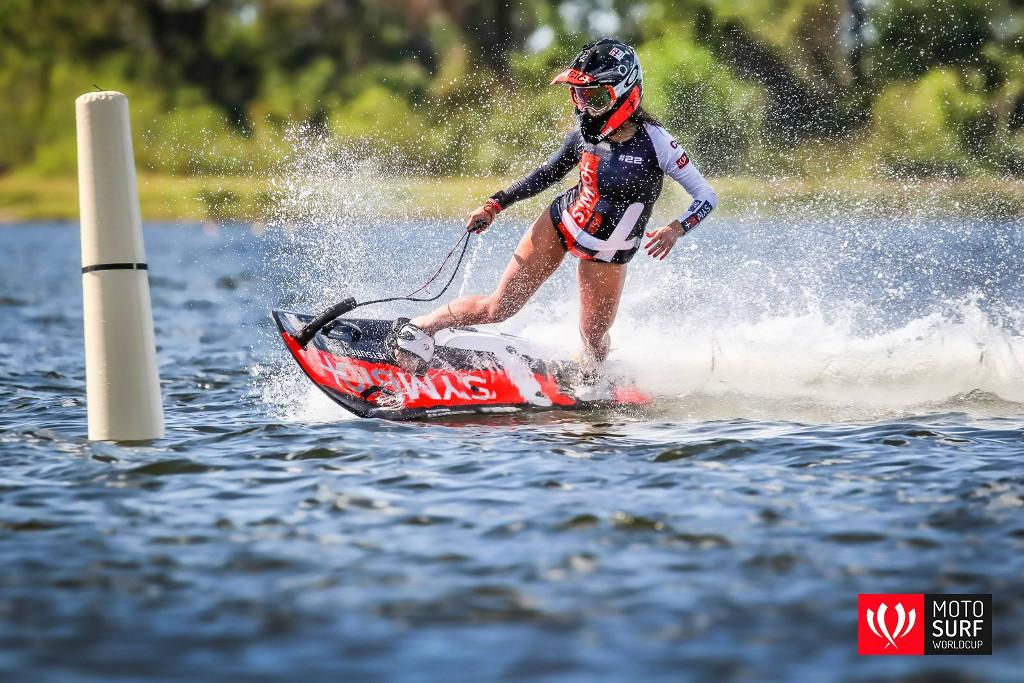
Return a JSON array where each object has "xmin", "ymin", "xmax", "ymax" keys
[{"xmin": 77, "ymin": 91, "xmax": 164, "ymax": 441}]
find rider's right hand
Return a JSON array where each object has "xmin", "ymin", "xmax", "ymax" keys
[{"xmin": 467, "ymin": 198, "xmax": 502, "ymax": 233}]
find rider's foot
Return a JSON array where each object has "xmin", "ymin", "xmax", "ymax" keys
[
  {"xmin": 387, "ymin": 318, "xmax": 435, "ymax": 374},
  {"xmin": 577, "ymin": 333, "xmax": 610, "ymax": 385},
  {"xmin": 576, "ymin": 353, "xmax": 605, "ymax": 386}
]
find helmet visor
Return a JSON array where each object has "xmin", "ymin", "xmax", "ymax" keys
[{"xmin": 571, "ymin": 85, "xmax": 616, "ymax": 115}]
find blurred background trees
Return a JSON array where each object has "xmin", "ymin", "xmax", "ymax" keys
[{"xmin": 1, "ymin": 0, "xmax": 1021, "ymax": 178}]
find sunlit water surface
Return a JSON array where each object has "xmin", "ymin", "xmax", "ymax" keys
[{"xmin": 1, "ymin": 218, "xmax": 1022, "ymax": 682}]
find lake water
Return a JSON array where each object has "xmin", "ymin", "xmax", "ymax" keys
[{"xmin": 1, "ymin": 213, "xmax": 1022, "ymax": 682}]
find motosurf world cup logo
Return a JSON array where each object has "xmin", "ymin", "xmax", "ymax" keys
[
  {"xmin": 859, "ymin": 594, "xmax": 924, "ymax": 655},
  {"xmin": 858, "ymin": 594, "xmax": 992, "ymax": 655}
]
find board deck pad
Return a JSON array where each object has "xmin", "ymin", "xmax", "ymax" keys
[{"xmin": 272, "ymin": 310, "xmax": 652, "ymax": 419}]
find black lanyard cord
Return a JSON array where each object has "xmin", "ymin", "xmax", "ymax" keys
[{"xmin": 291, "ymin": 230, "xmax": 474, "ymax": 348}]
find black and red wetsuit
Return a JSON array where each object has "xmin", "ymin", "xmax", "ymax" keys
[{"xmin": 491, "ymin": 122, "xmax": 718, "ymax": 264}]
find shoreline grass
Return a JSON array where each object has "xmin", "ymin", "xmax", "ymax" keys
[{"xmin": 2, "ymin": 173, "xmax": 1022, "ymax": 223}]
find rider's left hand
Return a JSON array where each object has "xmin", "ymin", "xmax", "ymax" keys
[{"xmin": 644, "ymin": 220, "xmax": 686, "ymax": 260}]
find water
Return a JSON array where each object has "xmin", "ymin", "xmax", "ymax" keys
[{"xmin": 1, "ymin": 217, "xmax": 1022, "ymax": 682}]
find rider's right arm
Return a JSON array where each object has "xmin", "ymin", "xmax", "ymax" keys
[{"xmin": 489, "ymin": 130, "xmax": 582, "ymax": 210}]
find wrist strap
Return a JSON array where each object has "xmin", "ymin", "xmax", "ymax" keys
[{"xmin": 483, "ymin": 198, "xmax": 503, "ymax": 218}]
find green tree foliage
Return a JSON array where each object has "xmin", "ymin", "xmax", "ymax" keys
[
  {"xmin": 0, "ymin": 0, "xmax": 1021, "ymax": 178},
  {"xmin": 872, "ymin": 69, "xmax": 987, "ymax": 177},
  {"xmin": 639, "ymin": 28, "xmax": 765, "ymax": 174},
  {"xmin": 867, "ymin": 0, "xmax": 994, "ymax": 82}
]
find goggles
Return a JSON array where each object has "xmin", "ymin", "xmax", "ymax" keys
[{"xmin": 571, "ymin": 85, "xmax": 616, "ymax": 115}]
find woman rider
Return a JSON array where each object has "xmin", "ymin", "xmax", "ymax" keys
[{"xmin": 390, "ymin": 38, "xmax": 718, "ymax": 378}]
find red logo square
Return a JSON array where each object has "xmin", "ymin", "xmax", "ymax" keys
[{"xmin": 858, "ymin": 594, "xmax": 925, "ymax": 655}]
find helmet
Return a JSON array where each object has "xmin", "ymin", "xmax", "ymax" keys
[{"xmin": 551, "ymin": 38, "xmax": 643, "ymax": 144}]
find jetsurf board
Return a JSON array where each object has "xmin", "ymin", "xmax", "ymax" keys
[{"xmin": 271, "ymin": 310, "xmax": 652, "ymax": 420}]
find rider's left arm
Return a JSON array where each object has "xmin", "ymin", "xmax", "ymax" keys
[{"xmin": 644, "ymin": 125, "xmax": 719, "ymax": 260}]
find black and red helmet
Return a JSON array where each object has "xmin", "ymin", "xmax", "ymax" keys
[{"xmin": 552, "ymin": 38, "xmax": 643, "ymax": 144}]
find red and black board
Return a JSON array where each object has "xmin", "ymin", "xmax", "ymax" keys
[{"xmin": 271, "ymin": 310, "xmax": 652, "ymax": 420}]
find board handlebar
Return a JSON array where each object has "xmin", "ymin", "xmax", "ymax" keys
[{"xmin": 292, "ymin": 297, "xmax": 358, "ymax": 348}]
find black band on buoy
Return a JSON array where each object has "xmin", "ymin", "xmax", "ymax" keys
[{"xmin": 81, "ymin": 262, "xmax": 149, "ymax": 274}]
